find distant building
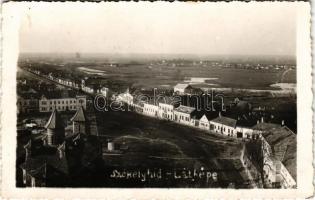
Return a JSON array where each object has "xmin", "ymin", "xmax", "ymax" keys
[
  {"xmin": 174, "ymin": 84, "xmax": 193, "ymax": 95},
  {"xmin": 117, "ymin": 88, "xmax": 133, "ymax": 105},
  {"xmin": 209, "ymin": 113, "xmax": 237, "ymax": 137},
  {"xmin": 98, "ymin": 87, "xmax": 109, "ymax": 97},
  {"xmin": 82, "ymin": 86, "xmax": 94, "ymax": 94},
  {"xmin": 17, "ymin": 94, "xmax": 39, "ymax": 114},
  {"xmin": 39, "ymin": 90, "xmax": 86, "ymax": 112},
  {"xmin": 174, "ymin": 83, "xmax": 203, "ymax": 95},
  {"xmin": 173, "ymin": 105, "xmax": 195, "ymax": 126}
]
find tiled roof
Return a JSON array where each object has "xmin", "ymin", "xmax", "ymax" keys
[
  {"xmin": 174, "ymin": 83, "xmax": 190, "ymax": 90},
  {"xmin": 236, "ymin": 118, "xmax": 257, "ymax": 128},
  {"xmin": 174, "ymin": 105, "xmax": 195, "ymax": 114},
  {"xmin": 251, "ymin": 122, "xmax": 281, "ymax": 130},
  {"xmin": 45, "ymin": 108, "xmax": 65, "ymax": 129},
  {"xmin": 157, "ymin": 96, "xmax": 179, "ymax": 105},
  {"xmin": 70, "ymin": 106, "xmax": 86, "ymax": 122},
  {"xmin": 41, "ymin": 89, "xmax": 79, "ymax": 99},
  {"xmin": 252, "ymin": 123, "xmax": 296, "ymax": 181},
  {"xmin": 191, "ymin": 111, "xmax": 205, "ymax": 120},
  {"xmin": 211, "ymin": 116, "xmax": 237, "ymax": 127}
]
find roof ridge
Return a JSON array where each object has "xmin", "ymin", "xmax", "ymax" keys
[{"xmin": 45, "ymin": 108, "xmax": 65, "ymax": 129}]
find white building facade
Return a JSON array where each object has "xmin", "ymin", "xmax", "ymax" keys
[
  {"xmin": 173, "ymin": 105, "xmax": 195, "ymax": 126},
  {"xmin": 143, "ymin": 103, "xmax": 159, "ymax": 117},
  {"xmin": 235, "ymin": 126, "xmax": 255, "ymax": 139},
  {"xmin": 158, "ymin": 103, "xmax": 174, "ymax": 121},
  {"xmin": 39, "ymin": 95, "xmax": 87, "ymax": 112},
  {"xmin": 209, "ymin": 116, "xmax": 237, "ymax": 137},
  {"xmin": 199, "ymin": 114, "xmax": 210, "ymax": 130}
]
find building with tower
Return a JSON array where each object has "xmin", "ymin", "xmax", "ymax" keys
[
  {"xmin": 18, "ymin": 108, "xmax": 102, "ymax": 187},
  {"xmin": 44, "ymin": 108, "xmax": 65, "ymax": 146},
  {"xmin": 70, "ymin": 106, "xmax": 89, "ymax": 135}
]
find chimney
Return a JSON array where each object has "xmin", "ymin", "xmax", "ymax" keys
[
  {"xmin": 261, "ymin": 117, "xmax": 264, "ymax": 123},
  {"xmin": 281, "ymin": 120, "xmax": 285, "ymax": 126},
  {"xmin": 257, "ymin": 120, "xmax": 260, "ymax": 124}
]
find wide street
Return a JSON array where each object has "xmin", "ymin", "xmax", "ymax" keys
[{"xmin": 95, "ymin": 109, "xmax": 253, "ymax": 188}]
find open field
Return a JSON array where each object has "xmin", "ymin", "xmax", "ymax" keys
[{"xmin": 19, "ymin": 56, "xmax": 296, "ymax": 92}]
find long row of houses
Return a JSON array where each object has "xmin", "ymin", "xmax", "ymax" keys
[
  {"xmin": 18, "ymin": 68, "xmax": 110, "ymax": 114},
  {"xmin": 25, "ymin": 68, "xmax": 109, "ymax": 97},
  {"xmin": 116, "ymin": 89, "xmax": 297, "ymax": 189}
]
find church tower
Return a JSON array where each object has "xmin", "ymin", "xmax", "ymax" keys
[
  {"xmin": 44, "ymin": 108, "xmax": 65, "ymax": 146},
  {"xmin": 70, "ymin": 106, "xmax": 88, "ymax": 135}
]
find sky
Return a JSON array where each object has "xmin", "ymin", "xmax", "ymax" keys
[{"xmin": 18, "ymin": 2, "xmax": 297, "ymax": 57}]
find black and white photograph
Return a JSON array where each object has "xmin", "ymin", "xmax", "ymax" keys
[{"xmin": 0, "ymin": 1, "xmax": 313, "ymax": 198}]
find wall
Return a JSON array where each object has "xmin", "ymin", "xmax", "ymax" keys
[
  {"xmin": 174, "ymin": 111, "xmax": 191, "ymax": 126},
  {"xmin": 143, "ymin": 104, "xmax": 159, "ymax": 117},
  {"xmin": 209, "ymin": 121, "xmax": 236, "ymax": 137},
  {"xmin": 158, "ymin": 103, "xmax": 174, "ymax": 121}
]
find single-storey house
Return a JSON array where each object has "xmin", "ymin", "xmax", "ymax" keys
[
  {"xmin": 174, "ymin": 105, "xmax": 196, "ymax": 126},
  {"xmin": 209, "ymin": 114, "xmax": 237, "ymax": 137}
]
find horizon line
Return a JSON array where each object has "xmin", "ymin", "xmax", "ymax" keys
[{"xmin": 19, "ymin": 52, "xmax": 296, "ymax": 58}]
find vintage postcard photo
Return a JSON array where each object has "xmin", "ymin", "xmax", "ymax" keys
[{"xmin": 1, "ymin": 1, "xmax": 313, "ymax": 199}]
